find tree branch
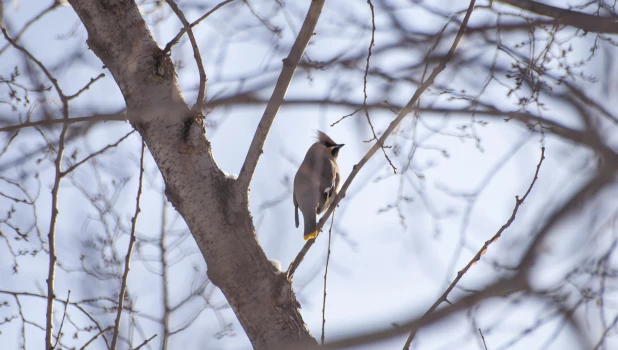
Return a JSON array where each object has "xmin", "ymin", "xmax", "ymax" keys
[
  {"xmin": 79, "ymin": 326, "xmax": 112, "ymax": 350},
  {"xmin": 497, "ymin": 0, "xmax": 618, "ymax": 33},
  {"xmin": 0, "ymin": 1, "xmax": 60, "ymax": 55},
  {"xmin": 165, "ymin": 0, "xmax": 207, "ymax": 113},
  {"xmin": 66, "ymin": 73, "xmax": 105, "ymax": 100},
  {"xmin": 2, "ymin": 26, "xmax": 72, "ymax": 350},
  {"xmin": 61, "ymin": 130, "xmax": 135, "ymax": 176},
  {"xmin": 53, "ymin": 290, "xmax": 71, "ymax": 349},
  {"xmin": 402, "ymin": 147, "xmax": 545, "ymax": 349},
  {"xmin": 324, "ymin": 277, "xmax": 526, "ymax": 349},
  {"xmin": 479, "ymin": 328, "xmax": 488, "ymax": 350},
  {"xmin": 162, "ymin": 0, "xmax": 235, "ymax": 55},
  {"xmin": 111, "ymin": 140, "xmax": 145, "ymax": 350},
  {"xmin": 0, "ymin": 112, "xmax": 127, "ymax": 133},
  {"xmin": 236, "ymin": 0, "xmax": 326, "ymax": 191},
  {"xmin": 517, "ymin": 169, "xmax": 614, "ymax": 274},
  {"xmin": 133, "ymin": 334, "xmax": 157, "ymax": 350},
  {"xmin": 209, "ymin": 92, "xmax": 618, "ymax": 167},
  {"xmin": 321, "ymin": 209, "xmax": 336, "ymax": 345}
]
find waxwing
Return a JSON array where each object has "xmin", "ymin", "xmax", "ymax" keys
[{"xmin": 293, "ymin": 131, "xmax": 344, "ymax": 240}]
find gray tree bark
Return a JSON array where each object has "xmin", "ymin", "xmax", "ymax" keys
[{"xmin": 67, "ymin": 1, "xmax": 316, "ymax": 348}]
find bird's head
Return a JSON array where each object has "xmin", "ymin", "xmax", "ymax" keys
[{"xmin": 316, "ymin": 130, "xmax": 344, "ymax": 158}]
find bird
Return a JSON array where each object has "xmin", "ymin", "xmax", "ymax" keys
[{"xmin": 293, "ymin": 131, "xmax": 344, "ymax": 240}]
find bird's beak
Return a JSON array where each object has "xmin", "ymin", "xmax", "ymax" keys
[{"xmin": 334, "ymin": 144, "xmax": 345, "ymax": 149}]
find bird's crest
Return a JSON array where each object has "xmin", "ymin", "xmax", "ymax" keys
[{"xmin": 315, "ymin": 130, "xmax": 337, "ymax": 147}]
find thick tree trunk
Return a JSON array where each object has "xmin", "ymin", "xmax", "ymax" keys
[{"xmin": 67, "ymin": 1, "xmax": 315, "ymax": 348}]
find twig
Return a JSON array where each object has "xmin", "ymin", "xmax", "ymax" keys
[
  {"xmin": 0, "ymin": 112, "xmax": 127, "ymax": 133},
  {"xmin": 110, "ymin": 140, "xmax": 146, "ymax": 350},
  {"xmin": 2, "ymin": 27, "xmax": 72, "ymax": 350},
  {"xmin": 53, "ymin": 290, "xmax": 71, "ymax": 349},
  {"xmin": 344, "ymin": 0, "xmax": 397, "ymax": 173},
  {"xmin": 479, "ymin": 328, "xmax": 488, "ymax": 350},
  {"xmin": 286, "ymin": 238, "xmax": 313, "ymax": 279},
  {"xmin": 133, "ymin": 334, "xmax": 157, "ymax": 350},
  {"xmin": 79, "ymin": 326, "xmax": 112, "ymax": 350},
  {"xmin": 0, "ymin": 2, "xmax": 60, "ymax": 55},
  {"xmin": 518, "ymin": 171, "xmax": 613, "ymax": 274},
  {"xmin": 61, "ymin": 130, "xmax": 135, "ymax": 176},
  {"xmin": 321, "ymin": 209, "xmax": 336, "ymax": 345},
  {"xmin": 67, "ymin": 73, "xmax": 106, "ymax": 100},
  {"xmin": 331, "ymin": 0, "xmax": 376, "ymax": 132},
  {"xmin": 331, "ymin": 107, "xmax": 362, "ymax": 126},
  {"xmin": 1, "ymin": 28, "xmax": 68, "ymax": 105},
  {"xmin": 0, "ymin": 289, "xmax": 112, "ymax": 348},
  {"xmin": 593, "ymin": 313, "xmax": 618, "ymax": 350},
  {"xmin": 324, "ymin": 277, "xmax": 523, "ymax": 349},
  {"xmin": 402, "ymin": 147, "xmax": 545, "ymax": 349},
  {"xmin": 165, "ymin": 0, "xmax": 207, "ymax": 113},
  {"xmin": 45, "ymin": 119, "xmax": 67, "ymax": 350},
  {"xmin": 244, "ymin": 0, "xmax": 281, "ymax": 35},
  {"xmin": 163, "ymin": 0, "xmax": 235, "ymax": 55},
  {"xmin": 364, "ymin": 0, "xmax": 396, "ymax": 173},
  {"xmin": 160, "ymin": 195, "xmax": 171, "ymax": 349},
  {"xmin": 287, "ymin": 0, "xmax": 477, "ymax": 280},
  {"xmin": 236, "ymin": 0, "xmax": 326, "ymax": 191}
]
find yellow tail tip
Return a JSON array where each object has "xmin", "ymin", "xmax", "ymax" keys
[{"xmin": 304, "ymin": 230, "xmax": 318, "ymax": 241}]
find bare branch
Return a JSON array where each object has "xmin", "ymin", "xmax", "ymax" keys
[
  {"xmin": 111, "ymin": 140, "xmax": 146, "ymax": 350},
  {"xmin": 321, "ymin": 209, "xmax": 336, "ymax": 345},
  {"xmin": 594, "ymin": 313, "xmax": 618, "ymax": 350},
  {"xmin": 2, "ymin": 26, "xmax": 74, "ymax": 349},
  {"xmin": 163, "ymin": 0, "xmax": 236, "ymax": 55},
  {"xmin": 61, "ymin": 130, "xmax": 135, "ymax": 176},
  {"xmin": 236, "ymin": 0, "xmax": 326, "ymax": 191},
  {"xmin": 133, "ymin": 334, "xmax": 157, "ymax": 350},
  {"xmin": 518, "ymin": 170, "xmax": 614, "ymax": 274},
  {"xmin": 0, "ymin": 112, "xmax": 126, "ymax": 133},
  {"xmin": 46, "ymin": 123, "xmax": 67, "ymax": 350},
  {"xmin": 66, "ymin": 73, "xmax": 105, "ymax": 100},
  {"xmin": 194, "ymin": 92, "xmax": 618, "ymax": 165},
  {"xmin": 497, "ymin": 0, "xmax": 618, "ymax": 33},
  {"xmin": 1, "ymin": 27, "xmax": 68, "ymax": 105},
  {"xmin": 324, "ymin": 277, "xmax": 525, "ymax": 349},
  {"xmin": 160, "ymin": 195, "xmax": 172, "ymax": 349},
  {"xmin": 0, "ymin": 290, "xmax": 114, "ymax": 348},
  {"xmin": 403, "ymin": 147, "xmax": 545, "ymax": 349},
  {"xmin": 79, "ymin": 326, "xmax": 112, "ymax": 350},
  {"xmin": 165, "ymin": 0, "xmax": 207, "ymax": 113},
  {"xmin": 53, "ymin": 290, "xmax": 71, "ymax": 349},
  {"xmin": 479, "ymin": 328, "xmax": 488, "ymax": 350},
  {"xmin": 361, "ymin": 0, "xmax": 397, "ymax": 173},
  {"xmin": 0, "ymin": 2, "xmax": 60, "ymax": 55}
]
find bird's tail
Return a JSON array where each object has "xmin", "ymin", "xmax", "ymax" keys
[{"xmin": 303, "ymin": 214, "xmax": 318, "ymax": 241}]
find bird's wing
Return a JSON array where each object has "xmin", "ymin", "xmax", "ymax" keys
[
  {"xmin": 293, "ymin": 192, "xmax": 300, "ymax": 228},
  {"xmin": 294, "ymin": 152, "xmax": 321, "ymax": 217},
  {"xmin": 334, "ymin": 169, "xmax": 341, "ymax": 192},
  {"xmin": 317, "ymin": 159, "xmax": 337, "ymax": 214}
]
